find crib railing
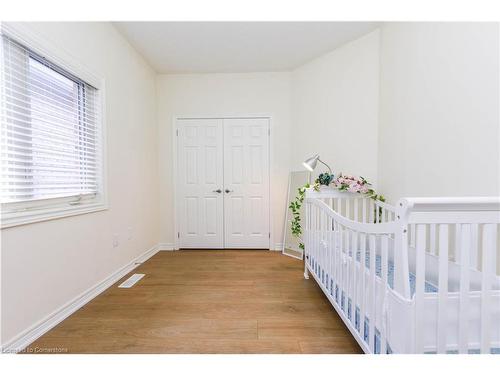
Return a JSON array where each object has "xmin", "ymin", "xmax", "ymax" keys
[
  {"xmin": 307, "ymin": 186, "xmax": 396, "ymax": 223},
  {"xmin": 398, "ymin": 197, "xmax": 500, "ymax": 354},
  {"xmin": 305, "ymin": 189, "xmax": 500, "ymax": 354},
  {"xmin": 304, "ymin": 192, "xmax": 397, "ymax": 353}
]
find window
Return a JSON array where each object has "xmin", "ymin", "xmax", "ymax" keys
[{"xmin": 1, "ymin": 30, "xmax": 105, "ymax": 227}]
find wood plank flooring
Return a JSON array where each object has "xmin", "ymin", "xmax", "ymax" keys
[{"xmin": 26, "ymin": 250, "xmax": 362, "ymax": 354}]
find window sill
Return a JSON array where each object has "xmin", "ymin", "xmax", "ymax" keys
[{"xmin": 1, "ymin": 202, "xmax": 108, "ymax": 229}]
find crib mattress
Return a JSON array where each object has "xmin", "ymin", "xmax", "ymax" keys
[{"xmin": 356, "ymin": 250, "xmax": 438, "ymax": 295}]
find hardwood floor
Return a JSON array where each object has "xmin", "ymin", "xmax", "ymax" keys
[{"xmin": 26, "ymin": 250, "xmax": 362, "ymax": 354}]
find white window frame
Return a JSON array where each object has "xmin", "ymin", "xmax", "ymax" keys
[{"xmin": 0, "ymin": 22, "xmax": 107, "ymax": 228}]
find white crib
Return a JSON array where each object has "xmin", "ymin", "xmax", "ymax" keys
[{"xmin": 304, "ymin": 187, "xmax": 500, "ymax": 354}]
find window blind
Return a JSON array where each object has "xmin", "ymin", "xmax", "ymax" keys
[{"xmin": 1, "ymin": 35, "xmax": 101, "ymax": 205}]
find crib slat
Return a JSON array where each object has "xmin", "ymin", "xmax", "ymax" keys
[
  {"xmin": 310, "ymin": 204, "xmax": 314, "ymax": 269},
  {"xmin": 307, "ymin": 202, "xmax": 311, "ymax": 260},
  {"xmin": 314, "ymin": 205, "xmax": 318, "ymax": 274},
  {"xmin": 351, "ymin": 229, "xmax": 358, "ymax": 324},
  {"xmin": 319, "ymin": 208, "xmax": 323, "ymax": 275},
  {"xmin": 360, "ymin": 232, "xmax": 367, "ymax": 341},
  {"xmin": 305, "ymin": 204, "xmax": 314, "ymax": 265},
  {"xmin": 346, "ymin": 199, "xmax": 351, "ymax": 220},
  {"xmin": 338, "ymin": 226, "xmax": 343, "ymax": 302},
  {"xmin": 410, "ymin": 224, "xmax": 416, "ymax": 248},
  {"xmin": 325, "ymin": 222, "xmax": 329, "ymax": 290},
  {"xmin": 333, "ymin": 225, "xmax": 339, "ymax": 304},
  {"xmin": 318, "ymin": 209, "xmax": 321, "ymax": 277},
  {"xmin": 458, "ymin": 224, "xmax": 471, "ymax": 354},
  {"xmin": 304, "ymin": 202, "xmax": 308, "ymax": 266},
  {"xmin": 321, "ymin": 211, "xmax": 326, "ymax": 286},
  {"xmin": 338, "ymin": 226, "xmax": 344, "ymax": 309},
  {"xmin": 345, "ymin": 229, "xmax": 351, "ymax": 316},
  {"xmin": 310, "ymin": 204, "xmax": 314, "ymax": 270},
  {"xmin": 380, "ymin": 235, "xmax": 389, "ymax": 354},
  {"xmin": 342, "ymin": 227, "xmax": 346, "ymax": 284},
  {"xmin": 415, "ymin": 224, "xmax": 426, "ymax": 353},
  {"xmin": 430, "ymin": 224, "xmax": 436, "ymax": 255},
  {"xmin": 324, "ymin": 212, "xmax": 328, "ymax": 285},
  {"xmin": 480, "ymin": 224, "xmax": 496, "ymax": 353},
  {"xmin": 470, "ymin": 224, "xmax": 479, "ymax": 270},
  {"xmin": 354, "ymin": 199, "xmax": 359, "ymax": 222},
  {"xmin": 309, "ymin": 204, "xmax": 312, "ymax": 267},
  {"xmin": 316, "ymin": 207, "xmax": 320, "ymax": 275},
  {"xmin": 454, "ymin": 223, "xmax": 462, "ymax": 263},
  {"xmin": 331, "ymin": 221, "xmax": 336, "ymax": 294},
  {"xmin": 339, "ymin": 226, "xmax": 344, "ymax": 309},
  {"xmin": 437, "ymin": 224, "xmax": 449, "ymax": 353},
  {"xmin": 368, "ymin": 234, "xmax": 376, "ymax": 353},
  {"xmin": 343, "ymin": 228, "xmax": 348, "ymax": 314},
  {"xmin": 330, "ymin": 219, "xmax": 335, "ymax": 294}
]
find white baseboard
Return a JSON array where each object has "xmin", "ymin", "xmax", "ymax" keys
[
  {"xmin": 272, "ymin": 243, "xmax": 284, "ymax": 251},
  {"xmin": 1, "ymin": 244, "xmax": 161, "ymax": 353},
  {"xmin": 158, "ymin": 243, "xmax": 175, "ymax": 251}
]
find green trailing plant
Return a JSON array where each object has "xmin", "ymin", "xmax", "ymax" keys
[{"xmin": 288, "ymin": 183, "xmax": 310, "ymax": 250}]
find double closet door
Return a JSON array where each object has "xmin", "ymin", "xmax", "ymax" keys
[{"xmin": 177, "ymin": 118, "xmax": 270, "ymax": 249}]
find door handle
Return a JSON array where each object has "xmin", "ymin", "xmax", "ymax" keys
[
  {"xmin": 225, "ymin": 189, "xmax": 234, "ymax": 193},
  {"xmin": 212, "ymin": 189, "xmax": 222, "ymax": 194}
]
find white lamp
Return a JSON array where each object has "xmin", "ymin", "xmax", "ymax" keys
[{"xmin": 302, "ymin": 154, "xmax": 332, "ymax": 174}]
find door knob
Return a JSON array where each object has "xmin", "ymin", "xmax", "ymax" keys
[
  {"xmin": 213, "ymin": 189, "xmax": 222, "ymax": 193},
  {"xmin": 225, "ymin": 189, "xmax": 233, "ymax": 193}
]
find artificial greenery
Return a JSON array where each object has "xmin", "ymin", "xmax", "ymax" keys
[
  {"xmin": 288, "ymin": 183, "xmax": 311, "ymax": 250},
  {"xmin": 317, "ymin": 173, "xmax": 334, "ymax": 186}
]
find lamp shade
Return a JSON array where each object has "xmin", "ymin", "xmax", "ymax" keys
[{"xmin": 302, "ymin": 154, "xmax": 319, "ymax": 171}]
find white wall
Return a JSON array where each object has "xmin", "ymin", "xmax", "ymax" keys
[
  {"xmin": 378, "ymin": 23, "xmax": 500, "ymax": 202},
  {"xmin": 1, "ymin": 22, "xmax": 159, "ymax": 345},
  {"xmin": 291, "ymin": 30, "xmax": 380, "ymax": 186},
  {"xmin": 157, "ymin": 73, "xmax": 292, "ymax": 249}
]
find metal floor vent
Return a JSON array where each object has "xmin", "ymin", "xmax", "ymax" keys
[{"xmin": 118, "ymin": 273, "xmax": 145, "ymax": 288}]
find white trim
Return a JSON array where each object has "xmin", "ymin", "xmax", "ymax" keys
[
  {"xmin": 172, "ymin": 116, "xmax": 179, "ymax": 250},
  {"xmin": 1, "ymin": 202, "xmax": 108, "ymax": 229},
  {"xmin": 172, "ymin": 115, "xmax": 273, "ymax": 250},
  {"xmin": 1, "ymin": 244, "xmax": 160, "ymax": 354},
  {"xmin": 268, "ymin": 116, "xmax": 274, "ymax": 250},
  {"xmin": 0, "ymin": 22, "xmax": 108, "ymax": 229},
  {"xmin": 158, "ymin": 242, "xmax": 175, "ymax": 251},
  {"xmin": 1, "ymin": 22, "xmax": 103, "ymax": 88},
  {"xmin": 272, "ymin": 243, "xmax": 284, "ymax": 251}
]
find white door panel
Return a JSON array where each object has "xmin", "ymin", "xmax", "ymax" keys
[
  {"xmin": 223, "ymin": 118, "xmax": 270, "ymax": 248},
  {"xmin": 177, "ymin": 119, "xmax": 224, "ymax": 248},
  {"xmin": 177, "ymin": 117, "xmax": 270, "ymax": 249}
]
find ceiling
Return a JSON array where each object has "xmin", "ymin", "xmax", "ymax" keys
[{"xmin": 113, "ymin": 22, "xmax": 380, "ymax": 74}]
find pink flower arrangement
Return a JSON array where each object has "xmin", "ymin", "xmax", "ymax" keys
[
  {"xmin": 312, "ymin": 173, "xmax": 386, "ymax": 223},
  {"xmin": 332, "ymin": 174, "xmax": 374, "ymax": 195}
]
